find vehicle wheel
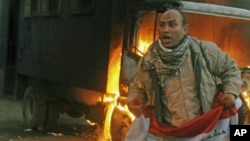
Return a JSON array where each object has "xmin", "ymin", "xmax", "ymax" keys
[
  {"xmin": 23, "ymin": 86, "xmax": 47, "ymax": 130},
  {"xmin": 23, "ymin": 86, "xmax": 60, "ymax": 131},
  {"xmin": 110, "ymin": 106, "xmax": 132, "ymax": 141}
]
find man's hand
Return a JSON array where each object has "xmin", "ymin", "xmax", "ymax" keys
[{"xmin": 221, "ymin": 93, "xmax": 236, "ymax": 109}]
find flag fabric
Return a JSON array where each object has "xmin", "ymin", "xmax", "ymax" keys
[{"xmin": 125, "ymin": 92, "xmax": 242, "ymax": 141}]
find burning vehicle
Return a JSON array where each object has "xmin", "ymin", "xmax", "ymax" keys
[{"xmin": 0, "ymin": 0, "xmax": 250, "ymax": 140}]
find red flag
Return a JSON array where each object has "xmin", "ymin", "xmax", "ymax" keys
[{"xmin": 143, "ymin": 92, "xmax": 238, "ymax": 137}]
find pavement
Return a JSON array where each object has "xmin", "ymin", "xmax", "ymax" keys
[{"xmin": 0, "ymin": 96, "xmax": 108, "ymax": 141}]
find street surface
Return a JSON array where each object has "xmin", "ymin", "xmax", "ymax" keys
[{"xmin": 0, "ymin": 96, "xmax": 108, "ymax": 141}]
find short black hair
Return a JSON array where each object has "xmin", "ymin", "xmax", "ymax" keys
[{"xmin": 170, "ymin": 8, "xmax": 188, "ymax": 25}]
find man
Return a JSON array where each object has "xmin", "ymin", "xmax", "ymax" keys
[{"xmin": 126, "ymin": 8, "xmax": 242, "ymax": 140}]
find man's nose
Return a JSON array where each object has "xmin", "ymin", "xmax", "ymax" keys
[{"xmin": 162, "ymin": 26, "xmax": 169, "ymax": 32}]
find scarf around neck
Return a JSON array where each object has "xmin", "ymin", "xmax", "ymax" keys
[{"xmin": 142, "ymin": 35, "xmax": 191, "ymax": 77}]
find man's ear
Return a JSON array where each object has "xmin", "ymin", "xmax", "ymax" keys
[{"xmin": 183, "ymin": 24, "xmax": 189, "ymax": 34}]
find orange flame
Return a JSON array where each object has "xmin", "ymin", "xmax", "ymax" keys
[
  {"xmin": 103, "ymin": 39, "xmax": 150, "ymax": 139},
  {"xmin": 136, "ymin": 40, "xmax": 151, "ymax": 56},
  {"xmin": 103, "ymin": 45, "xmax": 121, "ymax": 139}
]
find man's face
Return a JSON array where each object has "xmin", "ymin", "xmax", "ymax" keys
[{"xmin": 158, "ymin": 9, "xmax": 188, "ymax": 48}]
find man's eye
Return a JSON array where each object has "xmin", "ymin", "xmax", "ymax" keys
[
  {"xmin": 160, "ymin": 23, "xmax": 165, "ymax": 27},
  {"xmin": 169, "ymin": 23, "xmax": 177, "ymax": 27}
]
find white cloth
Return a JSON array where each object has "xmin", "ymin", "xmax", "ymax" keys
[{"xmin": 125, "ymin": 97, "xmax": 242, "ymax": 141}]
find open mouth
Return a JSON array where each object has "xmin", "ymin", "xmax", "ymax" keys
[{"xmin": 162, "ymin": 35, "xmax": 171, "ymax": 40}]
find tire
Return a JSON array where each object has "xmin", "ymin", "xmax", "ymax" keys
[
  {"xmin": 22, "ymin": 85, "xmax": 60, "ymax": 131},
  {"xmin": 22, "ymin": 86, "xmax": 47, "ymax": 130},
  {"xmin": 110, "ymin": 106, "xmax": 132, "ymax": 141}
]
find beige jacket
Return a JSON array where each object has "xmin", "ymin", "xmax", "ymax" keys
[{"xmin": 127, "ymin": 37, "xmax": 242, "ymax": 117}]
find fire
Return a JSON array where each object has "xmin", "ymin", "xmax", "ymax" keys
[
  {"xmin": 136, "ymin": 40, "xmax": 151, "ymax": 56},
  {"xmin": 103, "ymin": 39, "xmax": 150, "ymax": 139},
  {"xmin": 103, "ymin": 10, "xmax": 153, "ymax": 138},
  {"xmin": 116, "ymin": 104, "xmax": 135, "ymax": 121},
  {"xmin": 106, "ymin": 47, "xmax": 122, "ymax": 96},
  {"xmin": 242, "ymin": 91, "xmax": 250, "ymax": 110},
  {"xmin": 103, "ymin": 101, "xmax": 116, "ymax": 139},
  {"xmin": 103, "ymin": 46, "xmax": 121, "ymax": 139}
]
